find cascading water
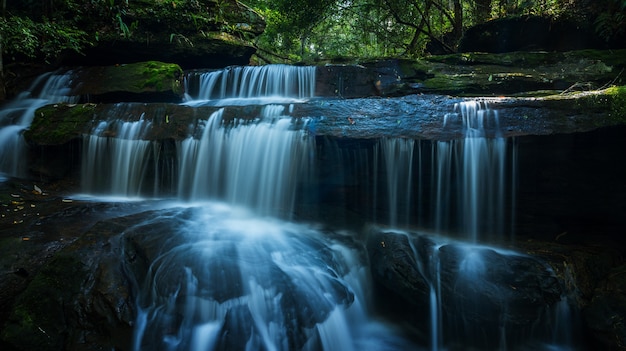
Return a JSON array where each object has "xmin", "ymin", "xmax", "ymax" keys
[
  {"xmin": 176, "ymin": 105, "xmax": 314, "ymax": 216},
  {"xmin": 0, "ymin": 71, "xmax": 77, "ymax": 178},
  {"xmin": 81, "ymin": 106, "xmax": 161, "ymax": 197},
  {"xmin": 438, "ymin": 100, "xmax": 511, "ymax": 242},
  {"xmin": 183, "ymin": 65, "xmax": 317, "ymax": 106},
  {"xmin": 374, "ymin": 100, "xmax": 514, "ymax": 241},
  {"xmin": 374, "ymin": 138, "xmax": 416, "ymax": 227},
  {"xmin": 373, "ymin": 101, "xmax": 578, "ymax": 351},
  {"xmin": 124, "ymin": 205, "xmax": 413, "ymax": 351},
  {"xmin": 0, "ymin": 64, "xmax": 580, "ymax": 350}
]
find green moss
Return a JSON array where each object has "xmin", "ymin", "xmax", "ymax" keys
[
  {"xmin": 558, "ymin": 85, "xmax": 626, "ymax": 127},
  {"xmin": 424, "ymin": 51, "xmax": 563, "ymax": 67},
  {"xmin": 25, "ymin": 103, "xmax": 96, "ymax": 145},
  {"xmin": 1, "ymin": 254, "xmax": 86, "ymax": 350},
  {"xmin": 101, "ymin": 61, "xmax": 183, "ymax": 94},
  {"xmin": 565, "ymin": 49, "xmax": 626, "ymax": 69},
  {"xmin": 140, "ymin": 61, "xmax": 183, "ymax": 91},
  {"xmin": 606, "ymin": 85, "xmax": 626, "ymax": 121}
]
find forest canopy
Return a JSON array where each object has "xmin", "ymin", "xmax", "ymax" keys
[
  {"xmin": 0, "ymin": 0, "xmax": 625, "ymax": 66},
  {"xmin": 243, "ymin": 0, "xmax": 626, "ymax": 62}
]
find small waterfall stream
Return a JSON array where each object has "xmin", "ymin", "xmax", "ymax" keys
[
  {"xmin": 176, "ymin": 105, "xmax": 314, "ymax": 216},
  {"xmin": 183, "ymin": 65, "xmax": 317, "ymax": 106},
  {"xmin": 372, "ymin": 101, "xmax": 576, "ymax": 351},
  {"xmin": 0, "ymin": 71, "xmax": 77, "ymax": 177},
  {"xmin": 81, "ymin": 106, "xmax": 160, "ymax": 197}
]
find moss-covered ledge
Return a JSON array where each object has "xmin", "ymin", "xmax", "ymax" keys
[
  {"xmin": 389, "ymin": 49, "xmax": 626, "ymax": 97},
  {"xmin": 24, "ymin": 103, "xmax": 98, "ymax": 145},
  {"xmin": 71, "ymin": 61, "xmax": 184, "ymax": 103},
  {"xmin": 22, "ymin": 85, "xmax": 626, "ymax": 147}
]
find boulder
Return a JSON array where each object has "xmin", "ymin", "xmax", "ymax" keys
[
  {"xmin": 367, "ymin": 228, "xmax": 564, "ymax": 349},
  {"xmin": 584, "ymin": 264, "xmax": 626, "ymax": 351},
  {"xmin": 71, "ymin": 61, "xmax": 184, "ymax": 103},
  {"xmin": 367, "ymin": 226, "xmax": 625, "ymax": 350}
]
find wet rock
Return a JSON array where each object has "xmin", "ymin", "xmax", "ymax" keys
[
  {"xmin": 584, "ymin": 264, "xmax": 626, "ymax": 351},
  {"xmin": 0, "ymin": 212, "xmax": 137, "ymax": 351},
  {"xmin": 315, "ymin": 65, "xmax": 379, "ymax": 98},
  {"xmin": 367, "ymin": 228, "xmax": 566, "ymax": 349},
  {"xmin": 1, "ymin": 205, "xmax": 361, "ymax": 351},
  {"xmin": 118, "ymin": 207, "xmax": 356, "ymax": 350},
  {"xmin": 71, "ymin": 62, "xmax": 184, "ymax": 103},
  {"xmin": 22, "ymin": 85, "xmax": 626, "ymax": 150}
]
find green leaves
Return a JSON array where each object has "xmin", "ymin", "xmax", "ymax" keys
[
  {"xmin": 0, "ymin": 16, "xmax": 89, "ymax": 63},
  {"xmin": 594, "ymin": 0, "xmax": 626, "ymax": 42}
]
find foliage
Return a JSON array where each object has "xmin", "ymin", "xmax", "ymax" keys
[
  {"xmin": 1, "ymin": 0, "xmax": 625, "ymax": 67},
  {"xmin": 594, "ymin": 0, "xmax": 626, "ymax": 42},
  {"xmin": 0, "ymin": 16, "xmax": 89, "ymax": 63},
  {"xmin": 244, "ymin": 0, "xmax": 626, "ymax": 63}
]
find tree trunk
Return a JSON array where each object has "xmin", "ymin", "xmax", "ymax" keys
[{"xmin": 452, "ymin": 0, "xmax": 463, "ymax": 42}]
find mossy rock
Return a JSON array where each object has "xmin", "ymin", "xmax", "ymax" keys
[
  {"xmin": 570, "ymin": 85, "xmax": 626, "ymax": 126},
  {"xmin": 72, "ymin": 61, "xmax": 184, "ymax": 102},
  {"xmin": 1, "ymin": 255, "xmax": 86, "ymax": 350},
  {"xmin": 424, "ymin": 51, "xmax": 565, "ymax": 67},
  {"xmin": 401, "ymin": 50, "xmax": 626, "ymax": 96},
  {"xmin": 24, "ymin": 103, "xmax": 98, "ymax": 145}
]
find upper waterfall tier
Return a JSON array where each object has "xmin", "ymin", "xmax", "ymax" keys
[{"xmin": 183, "ymin": 65, "xmax": 317, "ymax": 106}]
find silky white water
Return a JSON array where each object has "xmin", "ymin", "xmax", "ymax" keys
[
  {"xmin": 183, "ymin": 65, "xmax": 317, "ymax": 106},
  {"xmin": 0, "ymin": 71, "xmax": 77, "ymax": 177},
  {"xmin": 124, "ymin": 204, "xmax": 415, "ymax": 351},
  {"xmin": 81, "ymin": 107, "xmax": 159, "ymax": 197},
  {"xmin": 176, "ymin": 106, "xmax": 314, "ymax": 216}
]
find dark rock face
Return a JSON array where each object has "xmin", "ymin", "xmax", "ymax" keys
[
  {"xmin": 315, "ymin": 65, "xmax": 379, "ymax": 98},
  {"xmin": 584, "ymin": 264, "xmax": 626, "ymax": 351},
  {"xmin": 0, "ymin": 205, "xmax": 359, "ymax": 351},
  {"xmin": 459, "ymin": 15, "xmax": 625, "ymax": 53},
  {"xmin": 69, "ymin": 38, "xmax": 257, "ymax": 70},
  {"xmin": 0, "ymin": 206, "xmax": 139, "ymax": 351},
  {"xmin": 70, "ymin": 62, "xmax": 184, "ymax": 103},
  {"xmin": 367, "ymin": 229, "xmax": 566, "ymax": 349}
]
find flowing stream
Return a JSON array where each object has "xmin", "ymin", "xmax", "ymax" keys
[
  {"xmin": 0, "ymin": 64, "xmax": 581, "ymax": 350},
  {"xmin": 0, "ymin": 71, "xmax": 77, "ymax": 177}
]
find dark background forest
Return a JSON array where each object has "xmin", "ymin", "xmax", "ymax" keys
[{"xmin": 1, "ymin": 0, "xmax": 625, "ymax": 99}]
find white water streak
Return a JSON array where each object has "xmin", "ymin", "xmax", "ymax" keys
[{"xmin": 0, "ymin": 71, "xmax": 77, "ymax": 177}]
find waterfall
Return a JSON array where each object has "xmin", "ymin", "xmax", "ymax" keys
[
  {"xmin": 374, "ymin": 138, "xmax": 415, "ymax": 227},
  {"xmin": 0, "ymin": 71, "xmax": 77, "ymax": 178},
  {"xmin": 375, "ymin": 101, "xmax": 515, "ymax": 241},
  {"xmin": 440, "ymin": 100, "xmax": 511, "ymax": 242},
  {"xmin": 81, "ymin": 105, "xmax": 161, "ymax": 197},
  {"xmin": 0, "ymin": 64, "xmax": 583, "ymax": 351},
  {"xmin": 432, "ymin": 101, "xmax": 516, "ymax": 242},
  {"xmin": 79, "ymin": 65, "xmax": 318, "ymax": 215},
  {"xmin": 183, "ymin": 65, "xmax": 317, "ymax": 106},
  {"xmin": 124, "ymin": 206, "xmax": 414, "ymax": 351},
  {"xmin": 177, "ymin": 105, "xmax": 314, "ymax": 216}
]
